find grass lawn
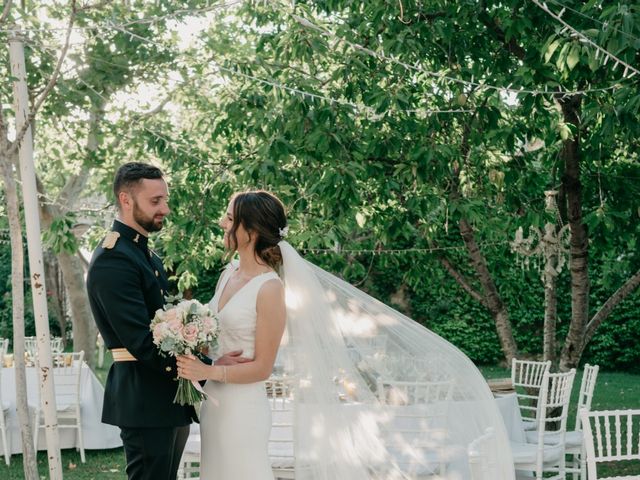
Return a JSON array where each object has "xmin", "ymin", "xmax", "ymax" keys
[{"xmin": 2, "ymin": 359, "xmax": 638, "ymax": 478}]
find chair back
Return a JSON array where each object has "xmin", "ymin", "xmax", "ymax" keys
[
  {"xmin": 526, "ymin": 369, "xmax": 575, "ymax": 478},
  {"xmin": 377, "ymin": 378, "xmax": 454, "ymax": 405},
  {"xmin": 574, "ymin": 364, "xmax": 599, "ymax": 431},
  {"xmin": 52, "ymin": 351, "xmax": 85, "ymax": 410},
  {"xmin": 468, "ymin": 428, "xmax": 497, "ymax": 480},
  {"xmin": 24, "ymin": 336, "xmax": 37, "ymax": 360},
  {"xmin": 0, "ymin": 343, "xmax": 5, "ymax": 405},
  {"xmin": 541, "ymin": 369, "xmax": 576, "ymax": 431},
  {"xmin": 266, "ymin": 375, "xmax": 295, "ymax": 476},
  {"xmin": 580, "ymin": 408, "xmax": 640, "ymax": 480},
  {"xmin": 50, "ymin": 337, "xmax": 64, "ymax": 355},
  {"xmin": 25, "ymin": 336, "xmax": 64, "ymax": 354},
  {"xmin": 511, "ymin": 359, "xmax": 551, "ymax": 424}
]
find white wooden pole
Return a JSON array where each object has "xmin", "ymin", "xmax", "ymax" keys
[{"xmin": 9, "ymin": 33, "xmax": 63, "ymax": 480}]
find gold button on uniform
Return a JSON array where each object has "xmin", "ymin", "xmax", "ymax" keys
[
  {"xmin": 165, "ymin": 366, "xmax": 172, "ymax": 372},
  {"xmin": 155, "ymin": 270, "xmax": 159, "ymax": 277}
]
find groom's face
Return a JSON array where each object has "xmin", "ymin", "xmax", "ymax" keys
[{"xmin": 126, "ymin": 178, "xmax": 170, "ymax": 234}]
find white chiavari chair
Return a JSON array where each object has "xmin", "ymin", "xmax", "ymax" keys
[
  {"xmin": 376, "ymin": 378, "xmax": 454, "ymax": 406},
  {"xmin": 468, "ymin": 428, "xmax": 496, "ymax": 480},
  {"xmin": 565, "ymin": 364, "xmax": 600, "ymax": 480},
  {"xmin": 178, "ymin": 449, "xmax": 200, "ymax": 479},
  {"xmin": 0, "ymin": 343, "xmax": 11, "ymax": 465},
  {"xmin": 580, "ymin": 408, "xmax": 640, "ymax": 480},
  {"xmin": 33, "ymin": 351, "xmax": 86, "ymax": 462},
  {"xmin": 267, "ymin": 375, "xmax": 295, "ymax": 479},
  {"xmin": 50, "ymin": 337, "xmax": 63, "ymax": 355},
  {"xmin": 24, "ymin": 336, "xmax": 37, "ymax": 363},
  {"xmin": 511, "ymin": 359, "xmax": 552, "ymax": 431},
  {"xmin": 24, "ymin": 336, "xmax": 64, "ymax": 359},
  {"xmin": 513, "ymin": 369, "xmax": 576, "ymax": 480},
  {"xmin": 374, "ymin": 378, "xmax": 456, "ymax": 478}
]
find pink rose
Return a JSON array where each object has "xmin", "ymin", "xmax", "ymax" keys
[
  {"xmin": 201, "ymin": 317, "xmax": 215, "ymax": 335},
  {"xmin": 182, "ymin": 323, "xmax": 198, "ymax": 344},
  {"xmin": 152, "ymin": 323, "xmax": 167, "ymax": 343},
  {"xmin": 165, "ymin": 308, "xmax": 183, "ymax": 332}
]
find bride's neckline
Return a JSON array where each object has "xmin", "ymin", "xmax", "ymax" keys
[{"xmin": 216, "ymin": 267, "xmax": 275, "ymax": 313}]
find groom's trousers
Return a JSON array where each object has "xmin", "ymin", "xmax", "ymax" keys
[{"xmin": 120, "ymin": 425, "xmax": 190, "ymax": 480}]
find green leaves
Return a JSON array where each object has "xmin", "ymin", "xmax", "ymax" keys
[
  {"xmin": 43, "ymin": 214, "xmax": 79, "ymax": 254},
  {"xmin": 566, "ymin": 44, "xmax": 581, "ymax": 70},
  {"xmin": 544, "ymin": 39, "xmax": 561, "ymax": 64}
]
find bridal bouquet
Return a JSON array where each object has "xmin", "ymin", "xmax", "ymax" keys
[{"xmin": 151, "ymin": 297, "xmax": 219, "ymax": 405}]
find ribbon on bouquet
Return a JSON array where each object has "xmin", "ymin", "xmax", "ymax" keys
[{"xmin": 191, "ymin": 379, "xmax": 219, "ymax": 406}]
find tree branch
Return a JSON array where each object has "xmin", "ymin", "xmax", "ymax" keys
[
  {"xmin": 583, "ymin": 268, "xmax": 640, "ymax": 347},
  {"xmin": 438, "ymin": 254, "xmax": 489, "ymax": 309},
  {"xmin": 76, "ymin": 0, "xmax": 111, "ymax": 13},
  {"xmin": 478, "ymin": 3, "xmax": 526, "ymax": 60},
  {"xmin": 105, "ymin": 91, "xmax": 172, "ymax": 153},
  {"xmin": 0, "ymin": 0, "xmax": 12, "ymax": 26},
  {"xmin": 0, "ymin": 101, "xmax": 8, "ymax": 152},
  {"xmin": 8, "ymin": 0, "xmax": 77, "ymax": 156}
]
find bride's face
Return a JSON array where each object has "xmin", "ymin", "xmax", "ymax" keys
[{"xmin": 219, "ymin": 199, "xmax": 251, "ymax": 251}]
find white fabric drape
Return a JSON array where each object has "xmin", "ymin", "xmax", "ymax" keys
[{"xmin": 278, "ymin": 241, "xmax": 514, "ymax": 479}]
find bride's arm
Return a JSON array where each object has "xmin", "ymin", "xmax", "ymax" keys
[{"xmin": 177, "ymin": 278, "xmax": 286, "ymax": 383}]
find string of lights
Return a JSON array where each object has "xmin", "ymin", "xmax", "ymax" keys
[
  {"xmin": 300, "ymin": 241, "xmax": 511, "ymax": 255},
  {"xmin": 23, "ymin": 29, "xmax": 473, "ymax": 121},
  {"xmin": 290, "ymin": 13, "xmax": 626, "ymax": 96},
  {"xmin": 546, "ymin": 0, "xmax": 640, "ymax": 43},
  {"xmin": 106, "ymin": 23, "xmax": 475, "ymax": 119},
  {"xmin": 531, "ymin": 0, "xmax": 639, "ymax": 79}
]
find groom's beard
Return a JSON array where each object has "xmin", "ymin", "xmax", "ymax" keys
[{"xmin": 133, "ymin": 202, "xmax": 164, "ymax": 233}]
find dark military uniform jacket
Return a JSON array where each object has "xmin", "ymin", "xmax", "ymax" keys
[{"xmin": 87, "ymin": 220, "xmax": 197, "ymax": 428}]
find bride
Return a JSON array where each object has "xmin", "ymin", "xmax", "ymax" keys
[
  {"xmin": 177, "ymin": 190, "xmax": 287, "ymax": 479},
  {"xmin": 177, "ymin": 190, "xmax": 516, "ymax": 480}
]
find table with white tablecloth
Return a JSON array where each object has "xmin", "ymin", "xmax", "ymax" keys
[
  {"xmin": 493, "ymin": 393, "xmax": 526, "ymax": 443},
  {"xmin": 1, "ymin": 365, "xmax": 122, "ymax": 455}
]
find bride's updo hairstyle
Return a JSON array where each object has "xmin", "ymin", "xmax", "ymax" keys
[{"xmin": 229, "ymin": 190, "xmax": 287, "ymax": 270}]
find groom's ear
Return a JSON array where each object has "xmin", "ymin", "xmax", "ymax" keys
[{"xmin": 118, "ymin": 190, "xmax": 132, "ymax": 211}]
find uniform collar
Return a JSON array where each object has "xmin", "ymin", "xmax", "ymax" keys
[{"xmin": 112, "ymin": 220, "xmax": 149, "ymax": 252}]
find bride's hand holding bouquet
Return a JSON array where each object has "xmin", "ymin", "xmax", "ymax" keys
[{"xmin": 150, "ymin": 296, "xmax": 219, "ymax": 405}]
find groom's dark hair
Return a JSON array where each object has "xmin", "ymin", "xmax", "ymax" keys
[
  {"xmin": 113, "ymin": 162, "xmax": 164, "ymax": 210},
  {"xmin": 229, "ymin": 190, "xmax": 287, "ymax": 269}
]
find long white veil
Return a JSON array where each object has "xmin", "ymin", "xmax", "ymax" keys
[{"xmin": 277, "ymin": 241, "xmax": 515, "ymax": 480}]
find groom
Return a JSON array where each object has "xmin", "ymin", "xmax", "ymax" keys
[
  {"xmin": 87, "ymin": 162, "xmax": 244, "ymax": 480},
  {"xmin": 87, "ymin": 162, "xmax": 191, "ymax": 480}
]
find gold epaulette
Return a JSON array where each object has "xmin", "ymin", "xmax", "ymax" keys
[{"xmin": 102, "ymin": 231, "xmax": 120, "ymax": 249}]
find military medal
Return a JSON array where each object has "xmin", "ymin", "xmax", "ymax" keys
[{"xmin": 102, "ymin": 231, "xmax": 120, "ymax": 249}]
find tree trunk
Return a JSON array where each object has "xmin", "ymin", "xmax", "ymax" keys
[
  {"xmin": 449, "ymin": 110, "xmax": 519, "ymax": 364},
  {"xmin": 58, "ymin": 251, "xmax": 96, "ymax": 366},
  {"xmin": 10, "ymin": 35, "xmax": 63, "ymax": 478},
  {"xmin": 542, "ymin": 253, "xmax": 558, "ymax": 365},
  {"xmin": 458, "ymin": 217, "xmax": 519, "ymax": 363},
  {"xmin": 35, "ymin": 104, "xmax": 104, "ymax": 368},
  {"xmin": 558, "ymin": 95, "xmax": 590, "ymax": 372},
  {"xmin": 0, "ymin": 153, "xmax": 39, "ymax": 480},
  {"xmin": 44, "ymin": 251, "xmax": 67, "ymax": 341}
]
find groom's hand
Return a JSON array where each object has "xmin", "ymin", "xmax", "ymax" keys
[{"xmin": 215, "ymin": 350, "xmax": 252, "ymax": 365}]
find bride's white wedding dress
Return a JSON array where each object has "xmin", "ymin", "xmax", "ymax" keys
[
  {"xmin": 199, "ymin": 263, "xmax": 279, "ymax": 480},
  {"xmin": 196, "ymin": 242, "xmax": 516, "ymax": 480}
]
